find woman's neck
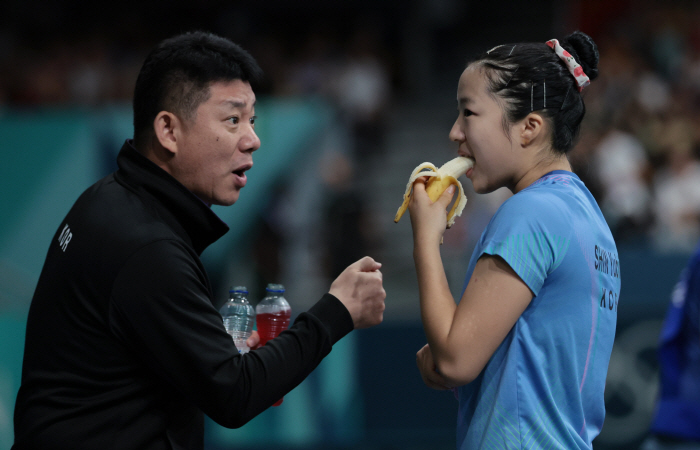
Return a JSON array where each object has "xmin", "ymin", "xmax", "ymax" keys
[{"xmin": 512, "ymin": 153, "xmax": 571, "ymax": 193}]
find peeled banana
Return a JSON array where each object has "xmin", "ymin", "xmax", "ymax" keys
[{"xmin": 394, "ymin": 156, "xmax": 474, "ymax": 228}]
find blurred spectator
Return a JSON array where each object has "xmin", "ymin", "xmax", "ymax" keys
[
  {"xmin": 251, "ymin": 213, "xmax": 285, "ymax": 300},
  {"xmin": 593, "ymin": 125, "xmax": 652, "ymax": 240},
  {"xmin": 285, "ymin": 31, "xmax": 337, "ymax": 97},
  {"xmin": 67, "ymin": 40, "xmax": 111, "ymax": 106},
  {"xmin": 329, "ymin": 26, "xmax": 392, "ymax": 164},
  {"xmin": 640, "ymin": 240, "xmax": 700, "ymax": 449},
  {"xmin": 636, "ymin": 71, "xmax": 672, "ymax": 115},
  {"xmin": 650, "ymin": 116, "xmax": 700, "ymax": 252},
  {"xmin": 319, "ymin": 151, "xmax": 373, "ymax": 280}
]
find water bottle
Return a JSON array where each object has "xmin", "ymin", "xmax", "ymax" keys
[
  {"xmin": 256, "ymin": 283, "xmax": 291, "ymax": 405},
  {"xmin": 219, "ymin": 286, "xmax": 256, "ymax": 354}
]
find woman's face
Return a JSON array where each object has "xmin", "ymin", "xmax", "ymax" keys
[{"xmin": 449, "ymin": 65, "xmax": 524, "ymax": 194}]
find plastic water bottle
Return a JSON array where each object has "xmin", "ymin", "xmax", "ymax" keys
[
  {"xmin": 256, "ymin": 283, "xmax": 291, "ymax": 405},
  {"xmin": 220, "ymin": 286, "xmax": 256, "ymax": 354}
]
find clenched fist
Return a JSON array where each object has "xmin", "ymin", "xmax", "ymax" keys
[{"xmin": 329, "ymin": 256, "xmax": 386, "ymax": 329}]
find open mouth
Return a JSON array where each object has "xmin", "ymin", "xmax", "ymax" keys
[
  {"xmin": 232, "ymin": 165, "xmax": 251, "ymax": 187},
  {"xmin": 232, "ymin": 163, "xmax": 252, "ymax": 177}
]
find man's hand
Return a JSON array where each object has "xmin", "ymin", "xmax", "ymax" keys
[
  {"xmin": 246, "ymin": 330, "xmax": 261, "ymax": 351},
  {"xmin": 416, "ymin": 344, "xmax": 451, "ymax": 390},
  {"xmin": 329, "ymin": 256, "xmax": 386, "ymax": 329}
]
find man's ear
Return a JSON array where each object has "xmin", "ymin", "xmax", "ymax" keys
[
  {"xmin": 519, "ymin": 112, "xmax": 545, "ymax": 147},
  {"xmin": 153, "ymin": 111, "xmax": 180, "ymax": 155}
]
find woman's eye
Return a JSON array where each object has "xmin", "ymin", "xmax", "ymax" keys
[
  {"xmin": 229, "ymin": 117, "xmax": 239, "ymax": 125},
  {"xmin": 250, "ymin": 116, "xmax": 257, "ymax": 126},
  {"xmin": 463, "ymin": 109, "xmax": 473, "ymax": 117}
]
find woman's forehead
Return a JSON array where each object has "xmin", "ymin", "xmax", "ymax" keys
[{"xmin": 457, "ymin": 66, "xmax": 489, "ymax": 100}]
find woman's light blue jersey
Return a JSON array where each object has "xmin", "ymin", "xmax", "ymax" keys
[{"xmin": 457, "ymin": 171, "xmax": 620, "ymax": 449}]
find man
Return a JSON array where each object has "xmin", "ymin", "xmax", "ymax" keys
[
  {"xmin": 13, "ymin": 31, "xmax": 386, "ymax": 450},
  {"xmin": 641, "ymin": 242, "xmax": 700, "ymax": 450}
]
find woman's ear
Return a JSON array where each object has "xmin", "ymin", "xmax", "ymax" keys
[
  {"xmin": 519, "ymin": 112, "xmax": 545, "ymax": 147},
  {"xmin": 153, "ymin": 111, "xmax": 180, "ymax": 155}
]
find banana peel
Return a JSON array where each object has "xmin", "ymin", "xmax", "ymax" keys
[{"xmin": 394, "ymin": 156, "xmax": 474, "ymax": 228}]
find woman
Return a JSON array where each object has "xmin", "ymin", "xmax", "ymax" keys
[{"xmin": 408, "ymin": 31, "xmax": 620, "ymax": 449}]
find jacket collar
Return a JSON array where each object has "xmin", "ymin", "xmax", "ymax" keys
[{"xmin": 115, "ymin": 140, "xmax": 229, "ymax": 255}]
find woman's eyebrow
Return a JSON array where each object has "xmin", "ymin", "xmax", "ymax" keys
[{"xmin": 457, "ymin": 96, "xmax": 474, "ymax": 106}]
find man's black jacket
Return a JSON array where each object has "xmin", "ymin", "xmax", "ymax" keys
[{"xmin": 13, "ymin": 141, "xmax": 353, "ymax": 450}]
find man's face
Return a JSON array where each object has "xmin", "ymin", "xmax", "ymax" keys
[{"xmin": 172, "ymin": 79, "xmax": 260, "ymax": 206}]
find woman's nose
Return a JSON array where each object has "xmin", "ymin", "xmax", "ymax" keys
[{"xmin": 449, "ymin": 117, "xmax": 464, "ymax": 143}]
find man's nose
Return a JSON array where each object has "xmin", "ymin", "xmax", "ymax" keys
[{"xmin": 242, "ymin": 127, "xmax": 261, "ymax": 152}]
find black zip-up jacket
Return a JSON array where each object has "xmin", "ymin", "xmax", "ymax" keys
[{"xmin": 13, "ymin": 141, "xmax": 354, "ymax": 450}]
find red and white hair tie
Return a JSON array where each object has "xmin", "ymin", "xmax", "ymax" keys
[{"xmin": 546, "ymin": 39, "xmax": 590, "ymax": 92}]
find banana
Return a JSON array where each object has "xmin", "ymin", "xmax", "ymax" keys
[{"xmin": 394, "ymin": 156, "xmax": 474, "ymax": 228}]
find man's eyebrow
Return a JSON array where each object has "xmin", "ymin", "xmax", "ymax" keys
[{"xmin": 221, "ymin": 100, "xmax": 256, "ymax": 109}]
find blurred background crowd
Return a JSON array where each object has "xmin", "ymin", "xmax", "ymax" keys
[
  {"xmin": 1, "ymin": 0, "xmax": 699, "ymax": 251},
  {"xmin": 1, "ymin": 0, "xmax": 699, "ymax": 449}
]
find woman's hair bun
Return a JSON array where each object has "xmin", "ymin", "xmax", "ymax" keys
[{"xmin": 562, "ymin": 31, "xmax": 599, "ymax": 81}]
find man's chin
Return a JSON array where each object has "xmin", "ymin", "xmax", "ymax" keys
[{"xmin": 215, "ymin": 194, "xmax": 239, "ymax": 207}]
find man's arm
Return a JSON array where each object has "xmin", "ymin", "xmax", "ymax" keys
[
  {"xmin": 109, "ymin": 241, "xmax": 384, "ymax": 428},
  {"xmin": 245, "ymin": 256, "xmax": 385, "ymax": 348}
]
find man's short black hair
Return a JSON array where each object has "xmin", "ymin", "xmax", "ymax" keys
[{"xmin": 132, "ymin": 31, "xmax": 263, "ymax": 148}]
